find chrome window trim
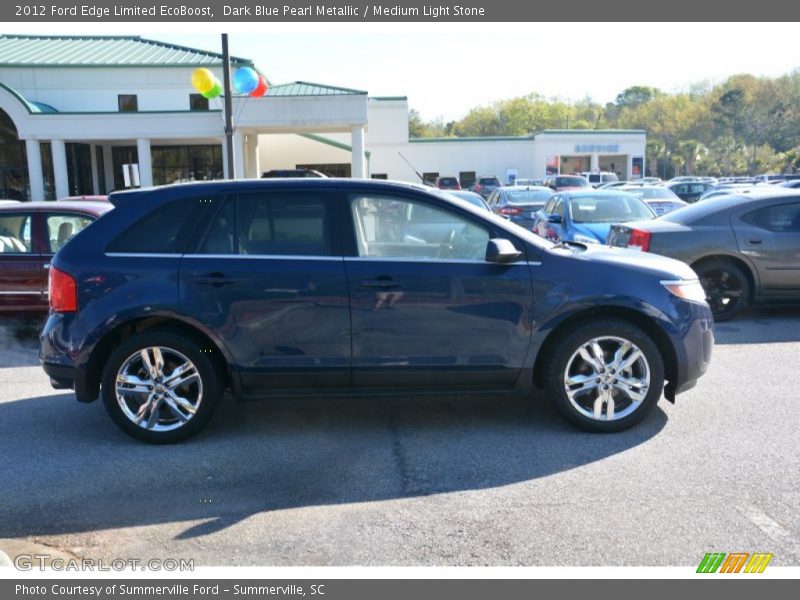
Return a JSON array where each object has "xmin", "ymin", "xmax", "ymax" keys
[
  {"xmin": 344, "ymin": 256, "xmax": 532, "ymax": 266},
  {"xmin": 105, "ymin": 253, "xmax": 183, "ymax": 258},
  {"xmin": 182, "ymin": 254, "xmax": 343, "ymax": 261}
]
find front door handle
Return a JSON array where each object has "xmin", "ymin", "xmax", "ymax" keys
[
  {"xmin": 361, "ymin": 278, "xmax": 401, "ymax": 289},
  {"xmin": 747, "ymin": 239, "xmax": 763, "ymax": 245},
  {"xmin": 194, "ymin": 273, "xmax": 235, "ymax": 286}
]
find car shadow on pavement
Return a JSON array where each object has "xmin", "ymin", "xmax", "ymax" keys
[
  {"xmin": 0, "ymin": 391, "xmax": 667, "ymax": 541},
  {"xmin": 714, "ymin": 304, "xmax": 800, "ymax": 345}
]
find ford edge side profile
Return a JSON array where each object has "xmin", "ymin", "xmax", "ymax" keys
[{"xmin": 40, "ymin": 179, "xmax": 714, "ymax": 443}]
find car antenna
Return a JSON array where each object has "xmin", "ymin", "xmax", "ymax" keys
[{"xmin": 398, "ymin": 152, "xmax": 426, "ymax": 184}]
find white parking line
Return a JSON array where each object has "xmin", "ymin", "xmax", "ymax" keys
[{"xmin": 739, "ymin": 505, "xmax": 800, "ymax": 561}]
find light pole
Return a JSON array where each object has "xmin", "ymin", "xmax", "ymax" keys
[{"xmin": 222, "ymin": 34, "xmax": 234, "ymax": 180}]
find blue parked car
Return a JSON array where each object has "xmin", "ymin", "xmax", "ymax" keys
[
  {"xmin": 532, "ymin": 190, "xmax": 656, "ymax": 245},
  {"xmin": 40, "ymin": 179, "xmax": 713, "ymax": 443}
]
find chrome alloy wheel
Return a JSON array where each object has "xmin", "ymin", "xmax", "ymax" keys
[
  {"xmin": 563, "ymin": 336, "xmax": 651, "ymax": 422},
  {"xmin": 115, "ymin": 346, "xmax": 203, "ymax": 432}
]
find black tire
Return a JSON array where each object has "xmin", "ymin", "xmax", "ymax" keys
[
  {"xmin": 543, "ymin": 319, "xmax": 665, "ymax": 433},
  {"xmin": 101, "ymin": 330, "xmax": 222, "ymax": 444},
  {"xmin": 694, "ymin": 260, "xmax": 751, "ymax": 322}
]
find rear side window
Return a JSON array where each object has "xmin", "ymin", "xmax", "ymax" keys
[
  {"xmin": 742, "ymin": 202, "xmax": 800, "ymax": 232},
  {"xmin": 107, "ymin": 197, "xmax": 209, "ymax": 254},
  {"xmin": 45, "ymin": 213, "xmax": 94, "ymax": 253},
  {"xmin": 198, "ymin": 192, "xmax": 333, "ymax": 256}
]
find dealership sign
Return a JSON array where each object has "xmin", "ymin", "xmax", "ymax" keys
[{"xmin": 575, "ymin": 144, "xmax": 621, "ymax": 153}]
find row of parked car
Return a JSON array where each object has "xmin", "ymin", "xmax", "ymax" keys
[{"xmin": 439, "ymin": 174, "xmax": 800, "ymax": 322}]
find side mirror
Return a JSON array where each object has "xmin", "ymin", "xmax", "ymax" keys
[
  {"xmin": 486, "ymin": 238, "xmax": 523, "ymax": 264},
  {"xmin": 547, "ymin": 213, "xmax": 562, "ymax": 224}
]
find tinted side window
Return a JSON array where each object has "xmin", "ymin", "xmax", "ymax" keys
[
  {"xmin": 742, "ymin": 202, "xmax": 800, "ymax": 232},
  {"xmin": 237, "ymin": 192, "xmax": 332, "ymax": 256},
  {"xmin": 108, "ymin": 197, "xmax": 209, "ymax": 253}
]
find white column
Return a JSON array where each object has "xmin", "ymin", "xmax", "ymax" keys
[
  {"xmin": 351, "ymin": 125, "xmax": 366, "ymax": 178},
  {"xmin": 590, "ymin": 153, "xmax": 599, "ymax": 172},
  {"xmin": 102, "ymin": 145, "xmax": 114, "ymax": 193},
  {"xmin": 220, "ymin": 138, "xmax": 229, "ymax": 179},
  {"xmin": 89, "ymin": 144, "xmax": 100, "ymax": 194},
  {"xmin": 136, "ymin": 138, "xmax": 153, "ymax": 188},
  {"xmin": 25, "ymin": 139, "xmax": 45, "ymax": 202},
  {"xmin": 245, "ymin": 133, "xmax": 259, "ymax": 178},
  {"xmin": 232, "ymin": 129, "xmax": 245, "ymax": 179},
  {"xmin": 51, "ymin": 139, "xmax": 69, "ymax": 200}
]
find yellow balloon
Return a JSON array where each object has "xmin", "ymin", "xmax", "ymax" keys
[{"xmin": 191, "ymin": 68, "xmax": 215, "ymax": 93}]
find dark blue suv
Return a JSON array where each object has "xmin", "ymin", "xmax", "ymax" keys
[{"xmin": 40, "ymin": 179, "xmax": 714, "ymax": 443}]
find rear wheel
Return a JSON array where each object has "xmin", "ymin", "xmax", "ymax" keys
[
  {"xmin": 544, "ymin": 319, "xmax": 665, "ymax": 433},
  {"xmin": 694, "ymin": 260, "xmax": 750, "ymax": 321},
  {"xmin": 101, "ymin": 331, "xmax": 222, "ymax": 443}
]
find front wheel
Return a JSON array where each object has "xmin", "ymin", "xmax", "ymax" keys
[
  {"xmin": 544, "ymin": 319, "xmax": 665, "ymax": 433},
  {"xmin": 101, "ymin": 331, "xmax": 222, "ymax": 443}
]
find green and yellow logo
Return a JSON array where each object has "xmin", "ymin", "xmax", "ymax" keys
[{"xmin": 697, "ymin": 552, "xmax": 773, "ymax": 573}]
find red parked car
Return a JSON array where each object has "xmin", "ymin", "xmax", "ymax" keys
[
  {"xmin": 435, "ymin": 176, "xmax": 461, "ymax": 190},
  {"xmin": 0, "ymin": 201, "xmax": 112, "ymax": 315}
]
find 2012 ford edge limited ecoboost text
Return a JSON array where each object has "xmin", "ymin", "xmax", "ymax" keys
[{"xmin": 40, "ymin": 179, "xmax": 714, "ymax": 443}]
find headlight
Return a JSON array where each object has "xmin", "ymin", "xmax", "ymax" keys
[
  {"xmin": 661, "ymin": 279, "xmax": 708, "ymax": 305},
  {"xmin": 572, "ymin": 233, "xmax": 600, "ymax": 244}
]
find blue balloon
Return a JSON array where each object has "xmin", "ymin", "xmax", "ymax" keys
[{"xmin": 233, "ymin": 67, "xmax": 259, "ymax": 94}]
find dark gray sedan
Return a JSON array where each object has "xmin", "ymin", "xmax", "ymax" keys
[
  {"xmin": 485, "ymin": 185, "xmax": 553, "ymax": 229},
  {"xmin": 607, "ymin": 190, "xmax": 800, "ymax": 320}
]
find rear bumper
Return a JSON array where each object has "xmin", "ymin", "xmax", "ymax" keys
[{"xmin": 42, "ymin": 361, "xmax": 96, "ymax": 402}]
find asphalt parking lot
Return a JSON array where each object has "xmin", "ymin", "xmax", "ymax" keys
[{"xmin": 1, "ymin": 307, "xmax": 799, "ymax": 567}]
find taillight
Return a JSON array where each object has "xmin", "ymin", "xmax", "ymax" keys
[
  {"xmin": 499, "ymin": 206, "xmax": 523, "ymax": 216},
  {"xmin": 627, "ymin": 229, "xmax": 652, "ymax": 252},
  {"xmin": 49, "ymin": 267, "xmax": 77, "ymax": 313}
]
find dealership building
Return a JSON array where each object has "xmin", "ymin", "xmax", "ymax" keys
[{"xmin": 0, "ymin": 34, "xmax": 646, "ymax": 200}]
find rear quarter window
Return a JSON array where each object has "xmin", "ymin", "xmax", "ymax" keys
[{"xmin": 107, "ymin": 197, "xmax": 210, "ymax": 254}]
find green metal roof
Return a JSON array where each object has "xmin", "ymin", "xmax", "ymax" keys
[
  {"xmin": 0, "ymin": 35, "xmax": 252, "ymax": 67},
  {"xmin": 410, "ymin": 136, "xmax": 535, "ymax": 143},
  {"xmin": 536, "ymin": 129, "xmax": 646, "ymax": 134},
  {"xmin": 267, "ymin": 81, "xmax": 367, "ymax": 97}
]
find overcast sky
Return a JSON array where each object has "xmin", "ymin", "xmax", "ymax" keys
[{"xmin": 21, "ymin": 23, "xmax": 800, "ymax": 121}]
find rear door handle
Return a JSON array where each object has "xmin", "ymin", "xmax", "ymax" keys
[
  {"xmin": 194, "ymin": 273, "xmax": 235, "ymax": 286},
  {"xmin": 361, "ymin": 278, "xmax": 402, "ymax": 289},
  {"xmin": 747, "ymin": 239, "xmax": 762, "ymax": 245}
]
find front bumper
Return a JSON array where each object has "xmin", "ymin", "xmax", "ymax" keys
[{"xmin": 664, "ymin": 299, "xmax": 715, "ymax": 398}]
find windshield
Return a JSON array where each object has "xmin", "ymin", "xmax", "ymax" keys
[
  {"xmin": 448, "ymin": 192, "xmax": 487, "ymax": 209},
  {"xmin": 479, "ymin": 178, "xmax": 500, "ymax": 185},
  {"xmin": 506, "ymin": 189, "xmax": 552, "ymax": 203},
  {"xmin": 627, "ymin": 187, "xmax": 678, "ymax": 200},
  {"xmin": 569, "ymin": 194, "xmax": 655, "ymax": 223},
  {"xmin": 557, "ymin": 177, "xmax": 588, "ymax": 188}
]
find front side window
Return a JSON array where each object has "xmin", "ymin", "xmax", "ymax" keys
[
  {"xmin": 45, "ymin": 213, "xmax": 93, "ymax": 253},
  {"xmin": 0, "ymin": 214, "xmax": 32, "ymax": 253},
  {"xmin": 350, "ymin": 194, "xmax": 489, "ymax": 260}
]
